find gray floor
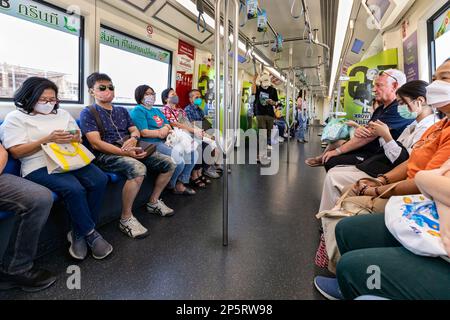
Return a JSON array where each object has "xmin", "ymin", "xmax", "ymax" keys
[{"xmin": 0, "ymin": 127, "xmax": 333, "ymax": 300}]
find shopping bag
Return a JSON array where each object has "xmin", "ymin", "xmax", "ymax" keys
[
  {"xmin": 42, "ymin": 142, "xmax": 95, "ymax": 174},
  {"xmin": 321, "ymin": 118, "xmax": 350, "ymax": 143}
]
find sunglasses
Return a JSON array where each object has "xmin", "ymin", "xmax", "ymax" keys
[
  {"xmin": 379, "ymin": 71, "xmax": 398, "ymax": 83},
  {"xmin": 95, "ymin": 85, "xmax": 115, "ymax": 92}
]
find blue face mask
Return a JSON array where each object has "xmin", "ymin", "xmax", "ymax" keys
[
  {"xmin": 194, "ymin": 97, "xmax": 202, "ymax": 106},
  {"xmin": 398, "ymin": 104, "xmax": 417, "ymax": 119}
]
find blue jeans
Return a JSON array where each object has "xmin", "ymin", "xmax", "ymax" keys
[
  {"xmin": 296, "ymin": 124, "xmax": 306, "ymax": 141},
  {"xmin": 155, "ymin": 142, "xmax": 197, "ymax": 188},
  {"xmin": 0, "ymin": 174, "xmax": 53, "ymax": 275},
  {"xmin": 26, "ymin": 164, "xmax": 108, "ymax": 238}
]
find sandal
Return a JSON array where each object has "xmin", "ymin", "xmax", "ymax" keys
[
  {"xmin": 172, "ymin": 186, "xmax": 197, "ymax": 195},
  {"xmin": 305, "ymin": 157, "xmax": 323, "ymax": 167},
  {"xmin": 189, "ymin": 177, "xmax": 207, "ymax": 189},
  {"xmin": 200, "ymin": 175, "xmax": 212, "ymax": 184}
]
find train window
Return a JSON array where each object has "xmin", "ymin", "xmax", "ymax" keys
[
  {"xmin": 428, "ymin": 2, "xmax": 450, "ymax": 78},
  {"xmin": 99, "ymin": 26, "xmax": 172, "ymax": 105},
  {"xmin": 0, "ymin": 0, "xmax": 83, "ymax": 103}
]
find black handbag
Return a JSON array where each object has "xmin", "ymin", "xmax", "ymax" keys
[
  {"xmin": 355, "ymin": 142, "xmax": 409, "ymax": 177},
  {"xmin": 88, "ymin": 105, "xmax": 156, "ymax": 157}
]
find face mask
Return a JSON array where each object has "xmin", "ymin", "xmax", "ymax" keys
[
  {"xmin": 169, "ymin": 95, "xmax": 179, "ymax": 105},
  {"xmin": 426, "ymin": 80, "xmax": 450, "ymax": 109},
  {"xmin": 194, "ymin": 97, "xmax": 202, "ymax": 106},
  {"xmin": 34, "ymin": 102, "xmax": 55, "ymax": 114},
  {"xmin": 95, "ymin": 90, "xmax": 114, "ymax": 103},
  {"xmin": 143, "ymin": 95, "xmax": 156, "ymax": 108},
  {"xmin": 398, "ymin": 104, "xmax": 417, "ymax": 119}
]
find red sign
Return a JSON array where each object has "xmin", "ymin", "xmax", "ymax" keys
[
  {"xmin": 176, "ymin": 40, "xmax": 195, "ymax": 108},
  {"xmin": 147, "ymin": 24, "xmax": 153, "ymax": 37}
]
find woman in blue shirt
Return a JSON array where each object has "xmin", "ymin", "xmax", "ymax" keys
[{"xmin": 130, "ymin": 85, "xmax": 196, "ymax": 195}]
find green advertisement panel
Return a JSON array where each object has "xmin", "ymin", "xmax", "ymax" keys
[
  {"xmin": 240, "ymin": 81, "xmax": 252, "ymax": 130},
  {"xmin": 343, "ymin": 48, "xmax": 398, "ymax": 122}
]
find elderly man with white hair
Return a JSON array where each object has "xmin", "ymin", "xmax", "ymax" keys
[
  {"xmin": 321, "ymin": 69, "xmax": 413, "ymax": 172},
  {"xmin": 252, "ymin": 72, "xmax": 279, "ymax": 163}
]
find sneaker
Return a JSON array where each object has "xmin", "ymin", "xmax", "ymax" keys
[
  {"xmin": 119, "ymin": 216, "xmax": 150, "ymax": 239},
  {"xmin": 314, "ymin": 276, "xmax": 344, "ymax": 300},
  {"xmin": 67, "ymin": 230, "xmax": 88, "ymax": 260},
  {"xmin": 204, "ymin": 166, "xmax": 220, "ymax": 179},
  {"xmin": 259, "ymin": 155, "xmax": 271, "ymax": 165},
  {"xmin": 85, "ymin": 231, "xmax": 113, "ymax": 260},
  {"xmin": 278, "ymin": 137, "xmax": 284, "ymax": 143},
  {"xmin": 146, "ymin": 199, "xmax": 175, "ymax": 217},
  {"xmin": 267, "ymin": 145, "xmax": 273, "ymax": 150},
  {"xmin": 0, "ymin": 268, "xmax": 56, "ymax": 292}
]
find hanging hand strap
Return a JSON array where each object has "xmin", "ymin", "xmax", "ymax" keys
[
  {"xmin": 197, "ymin": 0, "xmax": 207, "ymax": 33},
  {"xmin": 290, "ymin": 0, "xmax": 301, "ymax": 19}
]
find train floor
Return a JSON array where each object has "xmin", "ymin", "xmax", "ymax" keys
[{"xmin": 0, "ymin": 127, "xmax": 334, "ymax": 300}]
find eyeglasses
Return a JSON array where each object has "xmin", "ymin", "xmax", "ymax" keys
[
  {"xmin": 37, "ymin": 98, "xmax": 59, "ymax": 104},
  {"xmin": 379, "ymin": 71, "xmax": 398, "ymax": 83},
  {"xmin": 95, "ymin": 85, "xmax": 115, "ymax": 92},
  {"xmin": 412, "ymin": 129, "xmax": 442, "ymax": 150}
]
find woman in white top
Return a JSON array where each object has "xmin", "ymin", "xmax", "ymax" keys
[
  {"xmin": 319, "ymin": 80, "xmax": 437, "ymax": 212},
  {"xmin": 0, "ymin": 77, "xmax": 112, "ymax": 261}
]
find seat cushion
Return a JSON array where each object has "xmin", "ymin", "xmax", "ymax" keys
[
  {"xmin": 4, "ymin": 156, "xmax": 21, "ymax": 176},
  {"xmin": 0, "ymin": 211, "xmax": 14, "ymax": 220},
  {"xmin": 105, "ymin": 172, "xmax": 123, "ymax": 183}
]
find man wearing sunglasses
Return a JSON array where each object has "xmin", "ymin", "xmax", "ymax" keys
[
  {"xmin": 80, "ymin": 73, "xmax": 176, "ymax": 240},
  {"xmin": 322, "ymin": 69, "xmax": 414, "ymax": 171}
]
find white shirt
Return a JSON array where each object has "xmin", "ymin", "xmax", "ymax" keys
[
  {"xmin": 379, "ymin": 114, "xmax": 436, "ymax": 163},
  {"xmin": 0, "ymin": 109, "xmax": 79, "ymax": 177}
]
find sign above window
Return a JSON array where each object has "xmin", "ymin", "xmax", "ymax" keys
[
  {"xmin": 433, "ymin": 8, "xmax": 450, "ymax": 40},
  {"xmin": 0, "ymin": 0, "xmax": 81, "ymax": 36},
  {"xmin": 100, "ymin": 26, "xmax": 170, "ymax": 64}
]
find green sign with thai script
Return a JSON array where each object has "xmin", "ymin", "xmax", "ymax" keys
[
  {"xmin": 100, "ymin": 27, "xmax": 171, "ymax": 64},
  {"xmin": 0, "ymin": 0, "xmax": 81, "ymax": 36}
]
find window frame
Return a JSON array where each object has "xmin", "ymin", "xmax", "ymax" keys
[
  {"xmin": 0, "ymin": 0, "xmax": 85, "ymax": 104},
  {"xmin": 427, "ymin": 1, "xmax": 450, "ymax": 81},
  {"xmin": 99, "ymin": 24, "xmax": 173, "ymax": 107}
]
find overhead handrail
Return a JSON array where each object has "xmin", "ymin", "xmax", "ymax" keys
[{"xmin": 197, "ymin": 0, "xmax": 207, "ymax": 33}]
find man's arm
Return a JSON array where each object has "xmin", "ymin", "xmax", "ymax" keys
[
  {"xmin": 85, "ymin": 131, "xmax": 126, "ymax": 156},
  {"xmin": 251, "ymin": 74, "xmax": 258, "ymax": 94},
  {"xmin": 0, "ymin": 145, "xmax": 7, "ymax": 175}
]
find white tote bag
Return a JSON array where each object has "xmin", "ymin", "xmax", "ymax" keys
[
  {"xmin": 41, "ymin": 142, "xmax": 95, "ymax": 174},
  {"xmin": 385, "ymin": 195, "xmax": 448, "ymax": 258}
]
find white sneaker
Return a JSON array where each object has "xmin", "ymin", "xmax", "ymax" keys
[
  {"xmin": 119, "ymin": 216, "xmax": 149, "ymax": 239},
  {"xmin": 267, "ymin": 145, "xmax": 273, "ymax": 150},
  {"xmin": 278, "ymin": 137, "xmax": 284, "ymax": 143},
  {"xmin": 204, "ymin": 166, "xmax": 220, "ymax": 179},
  {"xmin": 146, "ymin": 199, "xmax": 175, "ymax": 217}
]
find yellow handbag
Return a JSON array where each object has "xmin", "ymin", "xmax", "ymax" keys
[{"xmin": 41, "ymin": 142, "xmax": 95, "ymax": 174}]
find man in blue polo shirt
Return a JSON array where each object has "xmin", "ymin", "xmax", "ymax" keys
[{"xmin": 322, "ymin": 69, "xmax": 413, "ymax": 171}]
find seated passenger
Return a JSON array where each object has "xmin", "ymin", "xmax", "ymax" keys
[
  {"xmin": 321, "ymin": 69, "xmax": 413, "ymax": 171},
  {"xmin": 344, "ymin": 60, "xmax": 450, "ymax": 211},
  {"xmin": 0, "ymin": 143, "xmax": 56, "ymax": 292},
  {"xmin": 319, "ymin": 80, "xmax": 436, "ymax": 212},
  {"xmin": 80, "ymin": 73, "xmax": 176, "ymax": 239},
  {"xmin": 130, "ymin": 85, "xmax": 196, "ymax": 195},
  {"xmin": 314, "ymin": 158, "xmax": 450, "ymax": 300},
  {"xmin": 0, "ymin": 77, "xmax": 112, "ymax": 260},
  {"xmin": 185, "ymin": 89, "xmax": 220, "ymax": 180}
]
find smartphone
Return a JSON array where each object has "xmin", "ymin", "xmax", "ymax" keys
[{"xmin": 135, "ymin": 147, "xmax": 144, "ymax": 155}]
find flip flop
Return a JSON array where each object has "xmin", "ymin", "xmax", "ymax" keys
[{"xmin": 305, "ymin": 157, "xmax": 324, "ymax": 167}]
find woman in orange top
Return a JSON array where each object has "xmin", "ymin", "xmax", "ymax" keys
[{"xmin": 352, "ymin": 59, "xmax": 450, "ymax": 199}]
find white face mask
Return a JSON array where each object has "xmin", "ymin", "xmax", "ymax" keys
[
  {"xmin": 34, "ymin": 102, "xmax": 55, "ymax": 114},
  {"xmin": 426, "ymin": 80, "xmax": 450, "ymax": 109},
  {"xmin": 143, "ymin": 95, "xmax": 156, "ymax": 108}
]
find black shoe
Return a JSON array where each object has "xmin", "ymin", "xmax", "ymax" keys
[{"xmin": 0, "ymin": 268, "xmax": 56, "ymax": 292}]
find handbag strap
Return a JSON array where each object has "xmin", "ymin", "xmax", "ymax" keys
[{"xmin": 88, "ymin": 105, "xmax": 106, "ymax": 139}]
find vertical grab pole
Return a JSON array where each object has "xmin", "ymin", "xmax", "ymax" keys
[
  {"xmin": 285, "ymin": 71, "xmax": 291, "ymax": 162},
  {"xmin": 215, "ymin": 0, "xmax": 239, "ymax": 246}
]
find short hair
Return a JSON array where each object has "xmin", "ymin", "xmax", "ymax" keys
[
  {"xmin": 189, "ymin": 89, "xmax": 201, "ymax": 99},
  {"xmin": 161, "ymin": 87, "xmax": 174, "ymax": 104},
  {"xmin": 14, "ymin": 77, "xmax": 59, "ymax": 114},
  {"xmin": 396, "ymin": 80, "xmax": 429, "ymax": 102},
  {"xmin": 87, "ymin": 72, "xmax": 112, "ymax": 89},
  {"xmin": 135, "ymin": 85, "xmax": 154, "ymax": 105},
  {"xmin": 382, "ymin": 69, "xmax": 407, "ymax": 87}
]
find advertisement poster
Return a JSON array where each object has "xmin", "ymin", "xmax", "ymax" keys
[
  {"xmin": 240, "ymin": 81, "xmax": 253, "ymax": 130},
  {"xmin": 175, "ymin": 40, "xmax": 195, "ymax": 108},
  {"xmin": 197, "ymin": 64, "xmax": 215, "ymax": 118},
  {"xmin": 343, "ymin": 48, "xmax": 398, "ymax": 122},
  {"xmin": 403, "ymin": 31, "xmax": 419, "ymax": 82}
]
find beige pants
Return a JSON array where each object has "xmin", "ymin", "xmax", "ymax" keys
[{"xmin": 319, "ymin": 166, "xmax": 372, "ymax": 212}]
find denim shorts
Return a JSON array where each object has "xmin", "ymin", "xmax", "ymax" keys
[{"xmin": 95, "ymin": 152, "xmax": 175, "ymax": 180}]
